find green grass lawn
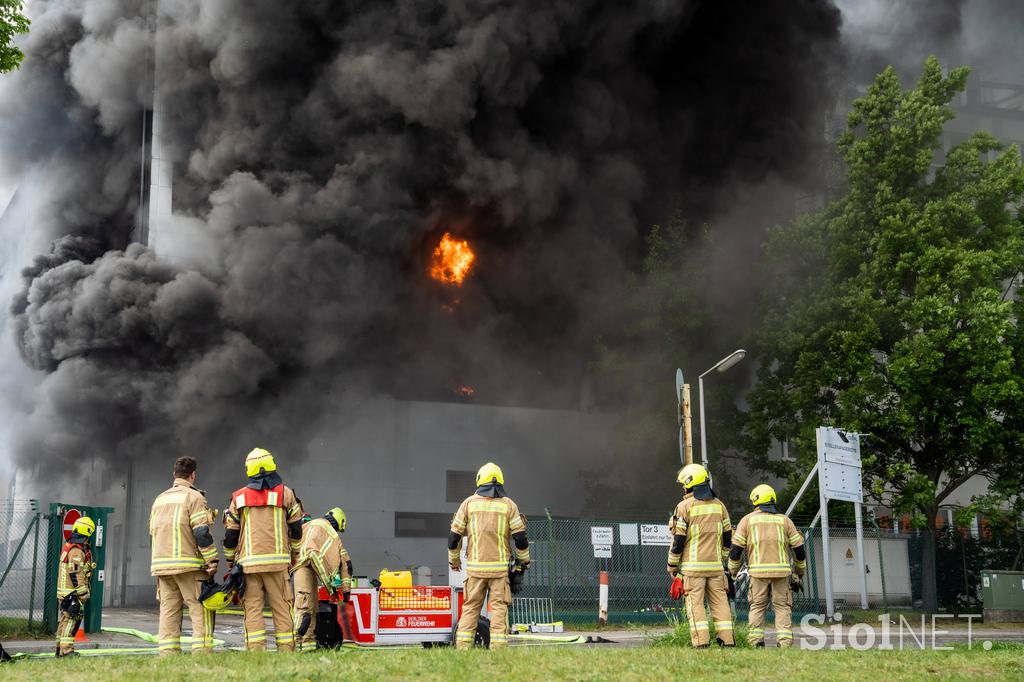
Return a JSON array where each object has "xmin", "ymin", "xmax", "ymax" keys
[
  {"xmin": 5, "ymin": 645, "xmax": 1023, "ymax": 681},
  {"xmin": 0, "ymin": 616, "xmax": 50, "ymax": 640}
]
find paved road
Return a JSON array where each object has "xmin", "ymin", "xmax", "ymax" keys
[{"xmin": 4, "ymin": 608, "xmax": 1022, "ymax": 654}]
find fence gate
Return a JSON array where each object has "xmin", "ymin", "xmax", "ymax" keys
[{"xmin": 43, "ymin": 502, "xmax": 115, "ymax": 634}]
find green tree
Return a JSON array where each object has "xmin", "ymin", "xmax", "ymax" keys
[
  {"xmin": 742, "ymin": 57, "xmax": 1024, "ymax": 612},
  {"xmin": 1, "ymin": 0, "xmax": 29, "ymax": 74}
]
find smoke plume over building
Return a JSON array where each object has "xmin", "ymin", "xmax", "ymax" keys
[{"xmin": 0, "ymin": 0, "xmax": 850, "ymax": 483}]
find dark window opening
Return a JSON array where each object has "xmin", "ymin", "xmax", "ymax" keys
[{"xmin": 394, "ymin": 512, "xmax": 451, "ymax": 538}]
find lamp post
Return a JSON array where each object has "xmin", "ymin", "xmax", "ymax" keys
[{"xmin": 698, "ymin": 349, "xmax": 746, "ymax": 470}]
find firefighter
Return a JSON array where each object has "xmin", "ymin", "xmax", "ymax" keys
[
  {"xmin": 55, "ymin": 516, "xmax": 96, "ymax": 657},
  {"xmin": 149, "ymin": 456, "xmax": 219, "ymax": 655},
  {"xmin": 223, "ymin": 447, "xmax": 304, "ymax": 652},
  {"xmin": 728, "ymin": 484, "xmax": 807, "ymax": 648},
  {"xmin": 291, "ymin": 507, "xmax": 353, "ymax": 652},
  {"xmin": 448, "ymin": 462, "xmax": 529, "ymax": 650},
  {"xmin": 666, "ymin": 463, "xmax": 734, "ymax": 648}
]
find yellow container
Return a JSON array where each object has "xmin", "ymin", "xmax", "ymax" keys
[{"xmin": 378, "ymin": 569, "xmax": 413, "ymax": 588}]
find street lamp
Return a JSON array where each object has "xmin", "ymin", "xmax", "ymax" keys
[{"xmin": 698, "ymin": 349, "xmax": 746, "ymax": 470}]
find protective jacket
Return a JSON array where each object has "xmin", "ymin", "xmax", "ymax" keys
[
  {"xmin": 667, "ymin": 493, "xmax": 732, "ymax": 576},
  {"xmin": 150, "ymin": 478, "xmax": 218, "ymax": 575},
  {"xmin": 223, "ymin": 482, "xmax": 303, "ymax": 572},
  {"xmin": 450, "ymin": 494, "xmax": 529, "ymax": 577},
  {"xmin": 291, "ymin": 518, "xmax": 351, "ymax": 591},
  {"xmin": 729, "ymin": 509, "xmax": 805, "ymax": 578},
  {"xmin": 57, "ymin": 540, "xmax": 93, "ymax": 599}
]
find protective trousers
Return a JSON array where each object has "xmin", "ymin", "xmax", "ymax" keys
[
  {"xmin": 55, "ymin": 602, "xmax": 86, "ymax": 655},
  {"xmin": 157, "ymin": 571, "xmax": 214, "ymax": 654},
  {"xmin": 292, "ymin": 565, "xmax": 318, "ymax": 652},
  {"xmin": 747, "ymin": 576, "xmax": 793, "ymax": 647},
  {"xmin": 242, "ymin": 569, "xmax": 295, "ymax": 652},
  {"xmin": 682, "ymin": 574, "xmax": 734, "ymax": 646},
  {"xmin": 456, "ymin": 576, "xmax": 510, "ymax": 649}
]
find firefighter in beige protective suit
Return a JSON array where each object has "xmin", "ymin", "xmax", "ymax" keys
[
  {"xmin": 729, "ymin": 484, "xmax": 807, "ymax": 648},
  {"xmin": 223, "ymin": 448, "xmax": 304, "ymax": 652},
  {"xmin": 666, "ymin": 463, "xmax": 735, "ymax": 648},
  {"xmin": 291, "ymin": 507, "xmax": 352, "ymax": 652},
  {"xmin": 149, "ymin": 456, "xmax": 220, "ymax": 655},
  {"xmin": 55, "ymin": 517, "xmax": 96, "ymax": 657},
  {"xmin": 448, "ymin": 463, "xmax": 530, "ymax": 649}
]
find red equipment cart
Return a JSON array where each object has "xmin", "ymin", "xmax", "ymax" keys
[{"xmin": 316, "ymin": 582, "xmax": 491, "ymax": 648}]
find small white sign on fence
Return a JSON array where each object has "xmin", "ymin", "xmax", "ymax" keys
[
  {"xmin": 640, "ymin": 523, "xmax": 672, "ymax": 546},
  {"xmin": 590, "ymin": 526, "xmax": 614, "ymax": 546},
  {"xmin": 619, "ymin": 523, "xmax": 639, "ymax": 546},
  {"xmin": 593, "ymin": 544, "xmax": 612, "ymax": 559}
]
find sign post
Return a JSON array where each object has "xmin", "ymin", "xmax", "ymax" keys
[
  {"xmin": 815, "ymin": 427, "xmax": 868, "ymax": 616},
  {"xmin": 675, "ymin": 369, "xmax": 693, "ymax": 466}
]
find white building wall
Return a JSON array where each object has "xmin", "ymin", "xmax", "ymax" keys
[{"xmin": 49, "ymin": 397, "xmax": 617, "ymax": 605}]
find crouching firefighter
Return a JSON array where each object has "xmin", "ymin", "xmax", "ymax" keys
[
  {"xmin": 223, "ymin": 448, "xmax": 304, "ymax": 652},
  {"xmin": 292, "ymin": 507, "xmax": 353, "ymax": 652},
  {"xmin": 666, "ymin": 463, "xmax": 734, "ymax": 648},
  {"xmin": 55, "ymin": 516, "xmax": 96, "ymax": 657},
  {"xmin": 150, "ymin": 457, "xmax": 220, "ymax": 655},
  {"xmin": 448, "ymin": 463, "xmax": 529, "ymax": 650},
  {"xmin": 728, "ymin": 484, "xmax": 806, "ymax": 648}
]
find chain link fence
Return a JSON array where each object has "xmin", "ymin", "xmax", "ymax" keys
[
  {"xmin": 519, "ymin": 513, "xmax": 1023, "ymax": 624},
  {"xmin": 0, "ymin": 500, "xmax": 49, "ymax": 635}
]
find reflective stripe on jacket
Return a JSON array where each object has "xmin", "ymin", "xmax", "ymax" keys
[
  {"xmin": 667, "ymin": 494, "xmax": 732, "ymax": 576},
  {"xmin": 292, "ymin": 518, "xmax": 349, "ymax": 588},
  {"xmin": 150, "ymin": 478, "xmax": 216, "ymax": 576},
  {"xmin": 732, "ymin": 510, "xmax": 804, "ymax": 577},
  {"xmin": 450, "ymin": 495, "xmax": 526, "ymax": 577},
  {"xmin": 224, "ymin": 483, "xmax": 302, "ymax": 572},
  {"xmin": 57, "ymin": 542, "xmax": 93, "ymax": 599}
]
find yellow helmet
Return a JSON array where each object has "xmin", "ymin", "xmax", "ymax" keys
[
  {"xmin": 245, "ymin": 447, "xmax": 277, "ymax": 477},
  {"xmin": 201, "ymin": 589, "xmax": 234, "ymax": 612},
  {"xmin": 677, "ymin": 463, "xmax": 708, "ymax": 489},
  {"xmin": 325, "ymin": 507, "xmax": 347, "ymax": 532},
  {"xmin": 72, "ymin": 516, "xmax": 96, "ymax": 538},
  {"xmin": 750, "ymin": 484, "xmax": 777, "ymax": 507},
  {"xmin": 201, "ymin": 566, "xmax": 244, "ymax": 612},
  {"xmin": 476, "ymin": 462, "xmax": 504, "ymax": 487}
]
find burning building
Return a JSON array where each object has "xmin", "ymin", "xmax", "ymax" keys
[{"xmin": 0, "ymin": 0, "xmax": 936, "ymax": 605}]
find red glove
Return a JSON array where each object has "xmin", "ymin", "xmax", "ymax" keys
[{"xmin": 669, "ymin": 576, "xmax": 686, "ymax": 600}]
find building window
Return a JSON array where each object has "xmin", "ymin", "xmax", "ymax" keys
[
  {"xmin": 446, "ymin": 470, "xmax": 476, "ymax": 503},
  {"xmin": 394, "ymin": 512, "xmax": 451, "ymax": 538}
]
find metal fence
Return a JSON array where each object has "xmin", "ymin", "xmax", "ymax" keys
[
  {"xmin": 520, "ymin": 514, "xmax": 1023, "ymax": 624},
  {"xmin": 0, "ymin": 500, "xmax": 49, "ymax": 634}
]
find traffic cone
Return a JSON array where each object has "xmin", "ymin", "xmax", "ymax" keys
[{"xmin": 74, "ymin": 627, "xmax": 90, "ymax": 643}]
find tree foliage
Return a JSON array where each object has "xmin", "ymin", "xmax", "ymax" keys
[
  {"xmin": 743, "ymin": 57, "xmax": 1024, "ymax": 608},
  {"xmin": 0, "ymin": 0, "xmax": 29, "ymax": 74}
]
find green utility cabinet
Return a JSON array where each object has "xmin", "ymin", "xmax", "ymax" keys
[
  {"xmin": 981, "ymin": 570, "xmax": 1024, "ymax": 623},
  {"xmin": 44, "ymin": 503, "xmax": 115, "ymax": 633}
]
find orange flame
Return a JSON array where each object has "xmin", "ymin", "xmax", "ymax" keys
[
  {"xmin": 430, "ymin": 233, "xmax": 475, "ymax": 286},
  {"xmin": 455, "ymin": 386, "xmax": 475, "ymax": 397}
]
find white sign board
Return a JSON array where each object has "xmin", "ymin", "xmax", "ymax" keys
[
  {"xmin": 593, "ymin": 544, "xmax": 612, "ymax": 558},
  {"xmin": 640, "ymin": 523, "xmax": 673, "ymax": 546},
  {"xmin": 590, "ymin": 526, "xmax": 614, "ymax": 546},
  {"xmin": 619, "ymin": 523, "xmax": 639, "ymax": 546},
  {"xmin": 816, "ymin": 427, "xmax": 863, "ymax": 503}
]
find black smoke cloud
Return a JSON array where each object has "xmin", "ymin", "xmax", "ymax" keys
[{"xmin": 2, "ymin": 0, "xmax": 842, "ymax": 475}]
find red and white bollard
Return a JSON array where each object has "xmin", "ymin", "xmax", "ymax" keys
[{"xmin": 598, "ymin": 571, "xmax": 609, "ymax": 625}]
